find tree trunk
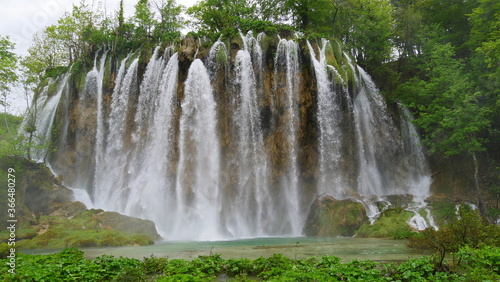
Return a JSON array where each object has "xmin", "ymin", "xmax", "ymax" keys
[
  {"xmin": 471, "ymin": 151, "xmax": 485, "ymax": 216},
  {"xmin": 27, "ymin": 132, "xmax": 33, "ymax": 160}
]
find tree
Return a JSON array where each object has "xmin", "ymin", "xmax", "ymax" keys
[
  {"xmin": 330, "ymin": 0, "xmax": 393, "ymax": 68},
  {"xmin": 187, "ymin": 0, "xmax": 258, "ymax": 35},
  {"xmin": 468, "ymin": 0, "xmax": 500, "ymax": 108},
  {"xmin": 397, "ymin": 39, "xmax": 492, "ymax": 212},
  {"xmin": 419, "ymin": 0, "xmax": 478, "ymax": 56},
  {"xmin": 408, "ymin": 204, "xmax": 500, "ymax": 267},
  {"xmin": 153, "ymin": 0, "xmax": 184, "ymax": 40},
  {"xmin": 391, "ymin": 0, "xmax": 425, "ymax": 59},
  {"xmin": 263, "ymin": 0, "xmax": 394, "ymax": 67},
  {"xmin": 117, "ymin": 0, "xmax": 125, "ymax": 36},
  {"xmin": 22, "ymin": 29, "xmax": 68, "ymax": 86},
  {"xmin": 52, "ymin": 1, "xmax": 103, "ymax": 63},
  {"xmin": 133, "ymin": 0, "xmax": 156, "ymax": 39},
  {"xmin": 0, "ymin": 36, "xmax": 18, "ymax": 108}
]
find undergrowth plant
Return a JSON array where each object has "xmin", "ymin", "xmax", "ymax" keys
[{"xmin": 1, "ymin": 246, "xmax": 500, "ymax": 281}]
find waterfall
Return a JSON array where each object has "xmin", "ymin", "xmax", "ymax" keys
[
  {"xmin": 71, "ymin": 50, "xmax": 109, "ymax": 191},
  {"xmin": 225, "ymin": 41, "xmax": 270, "ymax": 237},
  {"xmin": 308, "ymin": 40, "xmax": 433, "ymax": 229},
  {"xmin": 93, "ymin": 57, "xmax": 139, "ymax": 209},
  {"xmin": 95, "ymin": 50, "xmax": 109, "ymax": 172},
  {"xmin": 29, "ymin": 37, "xmax": 436, "ymax": 240},
  {"xmin": 23, "ymin": 74, "xmax": 70, "ymax": 162},
  {"xmin": 124, "ymin": 51, "xmax": 179, "ymax": 237},
  {"xmin": 175, "ymin": 59, "xmax": 222, "ymax": 240},
  {"xmin": 307, "ymin": 39, "xmax": 347, "ymax": 198},
  {"xmin": 274, "ymin": 38, "xmax": 303, "ymax": 235}
]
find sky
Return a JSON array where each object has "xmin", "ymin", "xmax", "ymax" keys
[{"xmin": 0, "ymin": 0, "xmax": 198, "ymax": 114}]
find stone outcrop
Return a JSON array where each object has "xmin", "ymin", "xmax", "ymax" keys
[{"xmin": 303, "ymin": 196, "xmax": 368, "ymax": 237}]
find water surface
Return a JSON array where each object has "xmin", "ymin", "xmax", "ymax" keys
[{"xmin": 25, "ymin": 237, "xmax": 427, "ymax": 262}]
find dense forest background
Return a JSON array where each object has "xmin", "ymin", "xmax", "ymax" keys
[{"xmin": 0, "ymin": 0, "xmax": 499, "ymax": 211}]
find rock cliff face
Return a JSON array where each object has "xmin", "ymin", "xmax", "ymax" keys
[{"xmin": 24, "ymin": 33, "xmax": 481, "ymax": 240}]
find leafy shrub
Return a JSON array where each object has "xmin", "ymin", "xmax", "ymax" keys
[
  {"xmin": 44, "ymin": 66, "xmax": 69, "ymax": 78},
  {"xmin": 191, "ymin": 254, "xmax": 224, "ymax": 276},
  {"xmin": 457, "ymin": 245, "xmax": 500, "ymax": 280},
  {"xmin": 1, "ymin": 247, "xmax": 500, "ymax": 281},
  {"xmin": 224, "ymin": 257, "xmax": 254, "ymax": 276},
  {"xmin": 142, "ymin": 255, "xmax": 170, "ymax": 275},
  {"xmin": 391, "ymin": 256, "xmax": 436, "ymax": 281}
]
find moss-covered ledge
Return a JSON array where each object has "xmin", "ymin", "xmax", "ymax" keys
[{"xmin": 0, "ymin": 156, "xmax": 161, "ymax": 251}]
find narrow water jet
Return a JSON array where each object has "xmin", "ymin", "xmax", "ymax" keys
[
  {"xmin": 174, "ymin": 59, "xmax": 222, "ymax": 240},
  {"xmin": 273, "ymin": 38, "xmax": 303, "ymax": 235}
]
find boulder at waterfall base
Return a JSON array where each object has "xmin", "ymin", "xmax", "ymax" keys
[{"xmin": 303, "ymin": 196, "xmax": 369, "ymax": 237}]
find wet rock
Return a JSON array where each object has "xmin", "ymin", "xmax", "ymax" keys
[
  {"xmin": 49, "ymin": 201, "xmax": 87, "ymax": 219},
  {"xmin": 303, "ymin": 196, "xmax": 368, "ymax": 237},
  {"xmin": 96, "ymin": 210, "xmax": 162, "ymax": 240}
]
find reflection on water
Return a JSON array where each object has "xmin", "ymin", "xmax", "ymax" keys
[{"xmin": 25, "ymin": 237, "xmax": 427, "ymax": 262}]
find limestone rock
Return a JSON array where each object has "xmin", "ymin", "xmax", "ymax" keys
[
  {"xmin": 49, "ymin": 201, "xmax": 87, "ymax": 219},
  {"xmin": 303, "ymin": 196, "xmax": 368, "ymax": 237},
  {"xmin": 94, "ymin": 210, "xmax": 162, "ymax": 240}
]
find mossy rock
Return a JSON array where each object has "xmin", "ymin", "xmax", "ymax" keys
[
  {"xmin": 49, "ymin": 201, "xmax": 87, "ymax": 219},
  {"xmin": 356, "ymin": 208, "xmax": 415, "ymax": 239},
  {"xmin": 19, "ymin": 228, "xmax": 154, "ymax": 249},
  {"xmin": 303, "ymin": 196, "xmax": 368, "ymax": 237},
  {"xmin": 90, "ymin": 210, "xmax": 162, "ymax": 241},
  {"xmin": 18, "ymin": 209, "xmax": 159, "ymax": 249}
]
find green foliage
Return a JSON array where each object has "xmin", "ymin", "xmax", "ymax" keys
[
  {"xmin": 154, "ymin": 0, "xmax": 185, "ymax": 37},
  {"xmin": 457, "ymin": 245, "xmax": 500, "ymax": 280},
  {"xmin": 0, "ymin": 113, "xmax": 22, "ymax": 141},
  {"xmin": 420, "ymin": 0, "xmax": 477, "ymax": 54},
  {"xmin": 0, "ymin": 36, "xmax": 18, "ymax": 107},
  {"xmin": 133, "ymin": 0, "xmax": 156, "ymax": 39},
  {"xmin": 1, "ymin": 246, "xmax": 500, "ymax": 281},
  {"xmin": 397, "ymin": 39, "xmax": 491, "ymax": 156},
  {"xmin": 408, "ymin": 204, "xmax": 500, "ymax": 266},
  {"xmin": 356, "ymin": 208, "xmax": 415, "ymax": 239},
  {"xmin": 187, "ymin": 0, "xmax": 258, "ymax": 34},
  {"xmin": 0, "ymin": 248, "xmax": 143, "ymax": 281},
  {"xmin": 45, "ymin": 66, "xmax": 69, "ymax": 79},
  {"xmin": 429, "ymin": 200, "xmax": 457, "ymax": 227},
  {"xmin": 0, "ymin": 243, "xmax": 16, "ymax": 259}
]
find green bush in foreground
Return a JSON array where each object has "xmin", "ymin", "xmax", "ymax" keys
[{"xmin": 1, "ymin": 246, "xmax": 500, "ymax": 281}]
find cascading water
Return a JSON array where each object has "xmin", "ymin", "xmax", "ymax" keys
[
  {"xmin": 273, "ymin": 38, "xmax": 303, "ymax": 235},
  {"xmin": 92, "ymin": 48, "xmax": 182, "ymax": 238},
  {"xmin": 93, "ymin": 57, "xmax": 139, "ymax": 210},
  {"xmin": 224, "ymin": 36, "xmax": 270, "ymax": 237},
  {"xmin": 354, "ymin": 67, "xmax": 434, "ymax": 229},
  {"xmin": 307, "ymin": 40, "xmax": 434, "ymax": 229},
  {"xmin": 175, "ymin": 59, "xmax": 222, "ymax": 240},
  {"xmin": 129, "ymin": 52, "xmax": 179, "ymax": 236},
  {"xmin": 29, "ymin": 36, "xmax": 437, "ymax": 241},
  {"xmin": 307, "ymin": 39, "xmax": 347, "ymax": 198},
  {"xmin": 22, "ymin": 73, "xmax": 70, "ymax": 162}
]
